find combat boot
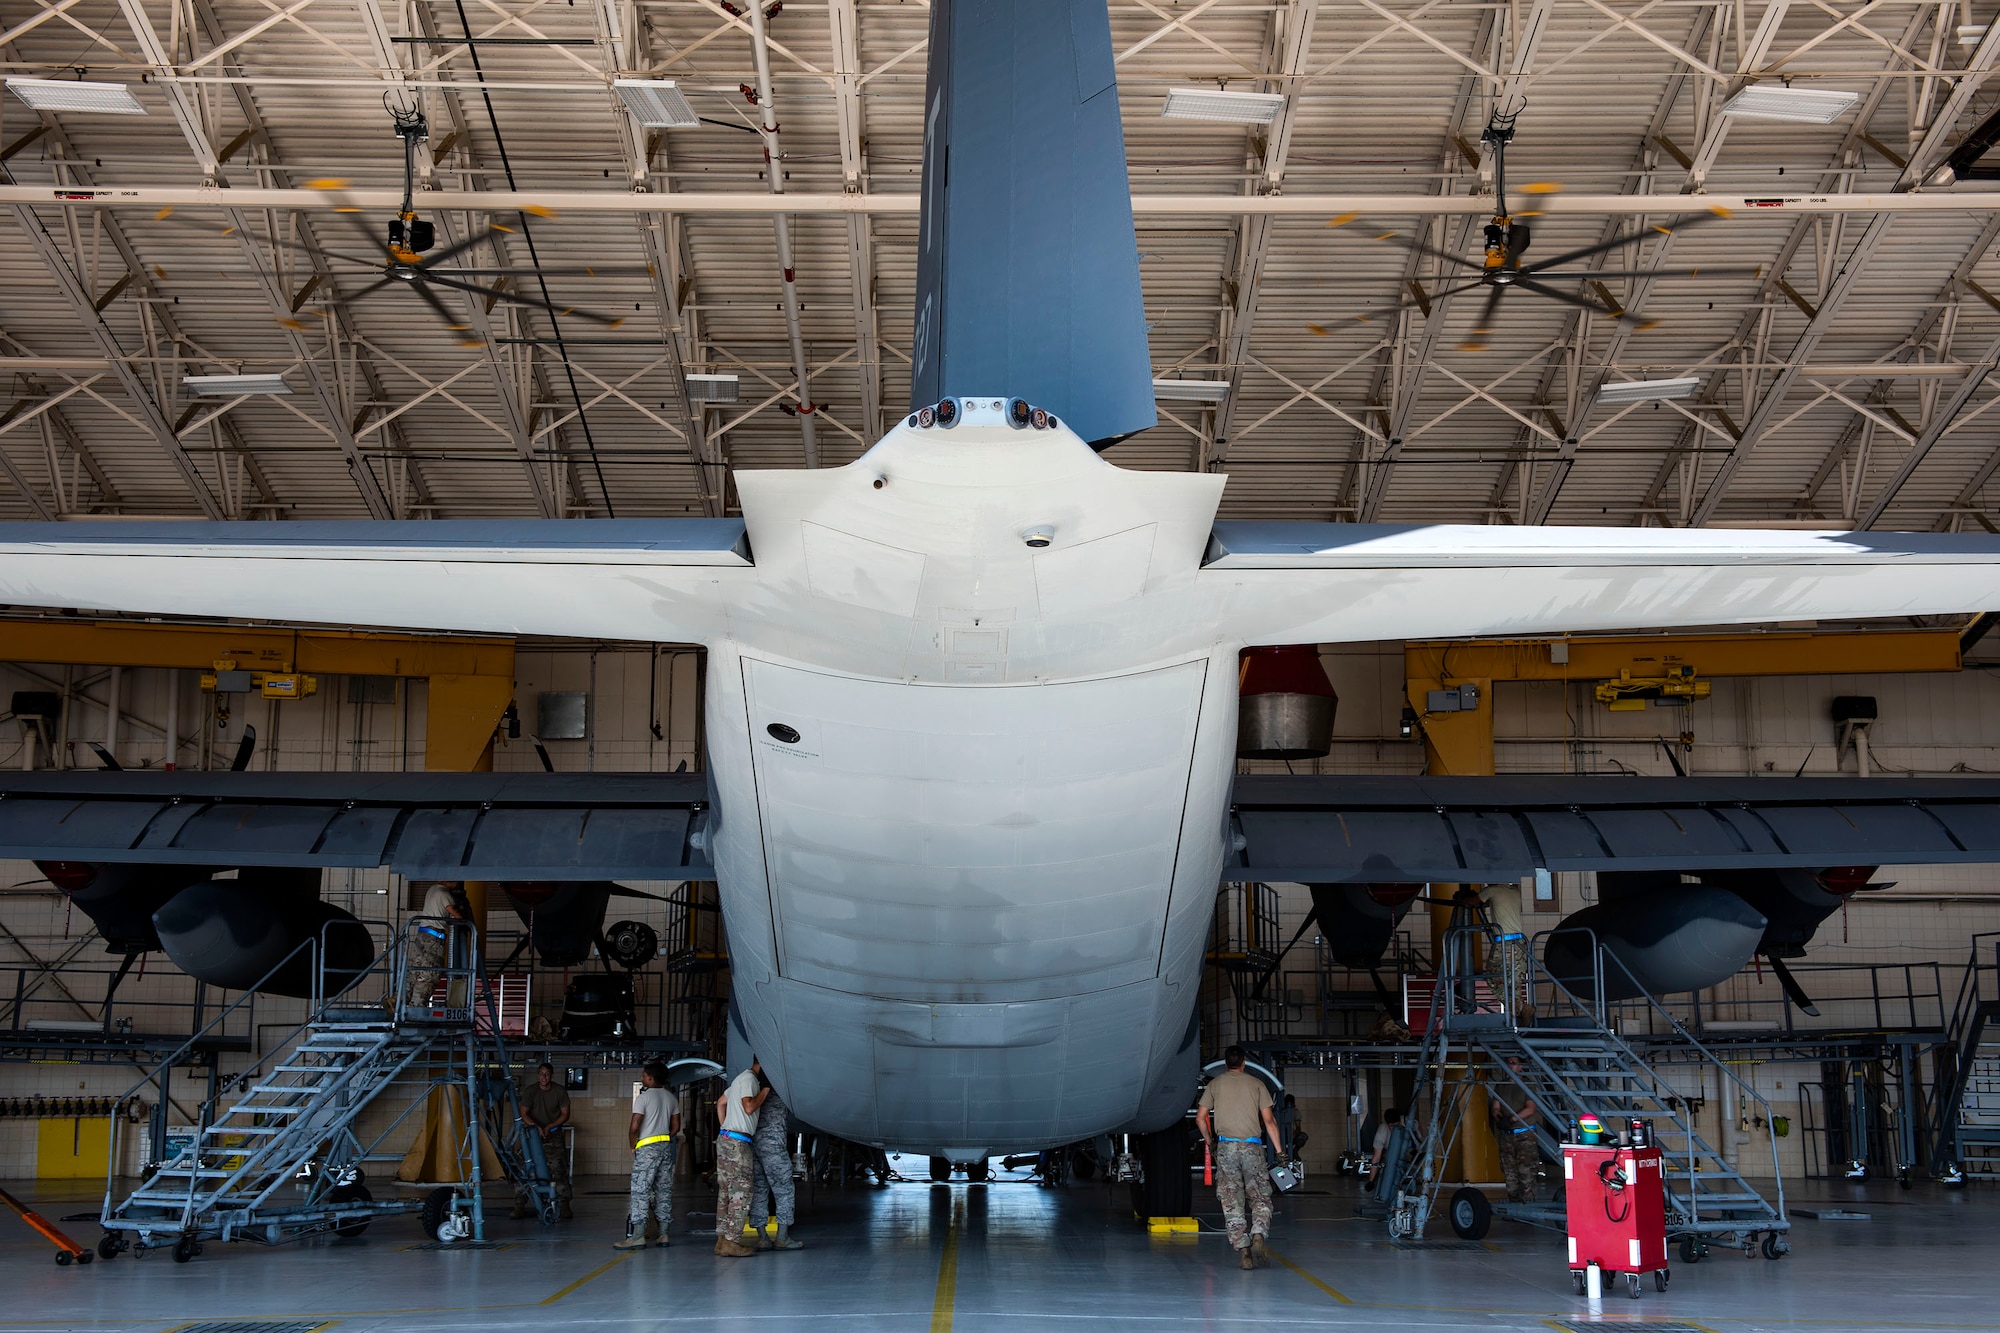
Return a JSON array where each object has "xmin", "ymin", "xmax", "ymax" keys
[
  {"xmin": 1250, "ymin": 1236, "xmax": 1271, "ymax": 1268},
  {"xmin": 771, "ymin": 1223, "xmax": 803, "ymax": 1250},
  {"xmin": 1238, "ymin": 1247, "xmax": 1255, "ymax": 1270},
  {"xmin": 714, "ymin": 1236, "xmax": 757, "ymax": 1257}
]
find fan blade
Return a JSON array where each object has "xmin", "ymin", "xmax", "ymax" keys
[
  {"xmin": 153, "ymin": 214, "xmax": 389, "ymax": 270},
  {"xmin": 1371, "ymin": 232, "xmax": 1489, "ymax": 275},
  {"xmin": 344, "ymin": 275, "xmax": 402, "ymax": 303},
  {"xmin": 1306, "ymin": 278, "xmax": 1489, "ymax": 333},
  {"xmin": 410, "ymin": 281, "xmax": 481, "ymax": 344},
  {"xmin": 1516, "ymin": 277, "xmax": 1657, "ymax": 328},
  {"xmin": 419, "ymin": 272, "xmax": 628, "ymax": 328},
  {"xmin": 437, "ymin": 266, "xmax": 657, "ymax": 278},
  {"xmin": 1458, "ymin": 284, "xmax": 1508, "ymax": 351},
  {"xmin": 413, "ymin": 225, "xmax": 510, "ymax": 271},
  {"xmin": 1526, "ymin": 266, "xmax": 1762, "ymax": 280},
  {"xmin": 1521, "ymin": 207, "xmax": 1731, "ymax": 276}
]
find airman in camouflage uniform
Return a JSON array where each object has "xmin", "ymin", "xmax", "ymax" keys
[
  {"xmin": 747, "ymin": 1086, "xmax": 803, "ymax": 1249},
  {"xmin": 713, "ymin": 1059, "xmax": 767, "ymax": 1257}
]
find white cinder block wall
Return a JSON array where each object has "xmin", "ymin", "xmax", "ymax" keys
[{"xmin": 4, "ymin": 640, "xmax": 1998, "ymax": 1181}]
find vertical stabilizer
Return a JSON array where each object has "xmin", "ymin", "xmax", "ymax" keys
[{"xmin": 910, "ymin": 0, "xmax": 1156, "ymax": 448}]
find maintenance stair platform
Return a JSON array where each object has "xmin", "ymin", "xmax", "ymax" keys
[
  {"xmin": 1391, "ymin": 919, "xmax": 1790, "ymax": 1263},
  {"xmin": 98, "ymin": 919, "xmax": 551, "ymax": 1262}
]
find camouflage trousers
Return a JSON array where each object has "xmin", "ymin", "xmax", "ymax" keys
[
  {"xmin": 749, "ymin": 1133, "xmax": 795, "ymax": 1228},
  {"xmin": 627, "ymin": 1140, "xmax": 675, "ymax": 1230},
  {"xmin": 1213, "ymin": 1140, "xmax": 1273, "ymax": 1250},
  {"xmin": 715, "ymin": 1135, "xmax": 756, "ymax": 1239},
  {"xmin": 403, "ymin": 930, "xmax": 445, "ymax": 1008},
  {"xmin": 1498, "ymin": 1126, "xmax": 1539, "ymax": 1203}
]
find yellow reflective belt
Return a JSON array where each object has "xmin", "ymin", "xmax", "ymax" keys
[{"xmin": 637, "ymin": 1134, "xmax": 673, "ymax": 1147}]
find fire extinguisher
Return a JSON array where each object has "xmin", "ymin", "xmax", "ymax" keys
[{"xmin": 1204, "ymin": 1138, "xmax": 1214, "ymax": 1187}]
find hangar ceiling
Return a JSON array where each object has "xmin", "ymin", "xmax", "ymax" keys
[{"xmin": 4, "ymin": 0, "xmax": 2000, "ymax": 531}]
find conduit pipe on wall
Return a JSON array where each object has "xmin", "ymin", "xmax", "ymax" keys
[{"xmin": 748, "ymin": 0, "xmax": 820, "ymax": 467}]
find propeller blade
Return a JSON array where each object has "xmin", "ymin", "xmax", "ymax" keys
[
  {"xmin": 1765, "ymin": 953, "xmax": 1821, "ymax": 1017},
  {"xmin": 1521, "ymin": 207, "xmax": 1732, "ymax": 276},
  {"xmin": 228, "ymin": 725, "xmax": 257, "ymax": 772},
  {"xmin": 528, "ymin": 735, "xmax": 556, "ymax": 772},
  {"xmin": 1458, "ymin": 284, "xmax": 1509, "ymax": 351},
  {"xmin": 419, "ymin": 272, "xmax": 627, "ymax": 328},
  {"xmin": 86, "ymin": 742, "xmax": 122, "ymax": 771},
  {"xmin": 607, "ymin": 883, "xmax": 672, "ymax": 902},
  {"xmin": 1249, "ymin": 907, "xmax": 1321, "ymax": 1003}
]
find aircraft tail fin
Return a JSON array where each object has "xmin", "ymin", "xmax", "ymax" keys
[{"xmin": 910, "ymin": 0, "xmax": 1156, "ymax": 448}]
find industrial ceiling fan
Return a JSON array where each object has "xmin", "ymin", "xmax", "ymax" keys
[
  {"xmin": 1315, "ymin": 105, "xmax": 1755, "ymax": 351},
  {"xmin": 164, "ymin": 97, "xmax": 648, "ymax": 347}
]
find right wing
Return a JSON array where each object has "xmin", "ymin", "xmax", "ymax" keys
[{"xmin": 0, "ymin": 519, "xmax": 750, "ymax": 643}]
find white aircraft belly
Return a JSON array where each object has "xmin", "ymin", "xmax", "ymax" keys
[{"xmin": 741, "ymin": 656, "xmax": 1208, "ymax": 1003}]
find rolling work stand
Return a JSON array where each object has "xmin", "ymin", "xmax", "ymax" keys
[{"xmin": 96, "ymin": 918, "xmax": 554, "ymax": 1262}]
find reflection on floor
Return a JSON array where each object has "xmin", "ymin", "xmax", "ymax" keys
[{"xmin": 4, "ymin": 1164, "xmax": 1993, "ymax": 1331}]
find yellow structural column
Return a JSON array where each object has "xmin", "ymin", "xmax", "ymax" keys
[
  {"xmin": 422, "ymin": 673, "xmax": 516, "ymax": 934},
  {"xmin": 1404, "ymin": 663, "xmax": 1502, "ymax": 1188}
]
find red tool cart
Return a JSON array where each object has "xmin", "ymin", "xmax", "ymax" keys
[{"xmin": 1563, "ymin": 1142, "xmax": 1669, "ymax": 1299}]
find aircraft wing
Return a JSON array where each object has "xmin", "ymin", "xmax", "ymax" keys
[
  {"xmin": 0, "ymin": 520, "xmax": 749, "ymax": 642},
  {"xmin": 0, "ymin": 770, "xmax": 714, "ymax": 881},
  {"xmin": 1230, "ymin": 773, "xmax": 2000, "ymax": 883},
  {"xmin": 1205, "ymin": 522, "xmax": 2000, "ymax": 645}
]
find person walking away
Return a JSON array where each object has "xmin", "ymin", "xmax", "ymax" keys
[
  {"xmin": 402, "ymin": 882, "xmax": 466, "ymax": 1012},
  {"xmin": 1195, "ymin": 1045, "xmax": 1287, "ymax": 1270},
  {"xmin": 614, "ymin": 1061, "xmax": 679, "ymax": 1249},
  {"xmin": 746, "ymin": 1069, "xmax": 802, "ymax": 1250},
  {"xmin": 1369, "ymin": 1107, "xmax": 1409, "ymax": 1201},
  {"xmin": 1490, "ymin": 1055, "xmax": 1541, "ymax": 1203},
  {"xmin": 713, "ymin": 1058, "xmax": 768, "ymax": 1257},
  {"xmin": 513, "ymin": 1062, "xmax": 573, "ymax": 1220}
]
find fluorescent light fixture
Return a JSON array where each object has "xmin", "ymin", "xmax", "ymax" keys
[
  {"xmin": 1152, "ymin": 378, "xmax": 1231, "ymax": 403},
  {"xmin": 614, "ymin": 79, "xmax": 699, "ymax": 129},
  {"xmin": 685, "ymin": 373, "xmax": 740, "ymax": 403},
  {"xmin": 183, "ymin": 373, "xmax": 293, "ymax": 397},
  {"xmin": 1597, "ymin": 376, "xmax": 1699, "ymax": 406},
  {"xmin": 1960, "ymin": 24, "xmax": 1989, "ymax": 44},
  {"xmin": 7, "ymin": 78, "xmax": 146, "ymax": 115},
  {"xmin": 1720, "ymin": 85, "xmax": 1860, "ymax": 124},
  {"xmin": 1161, "ymin": 88, "xmax": 1285, "ymax": 125}
]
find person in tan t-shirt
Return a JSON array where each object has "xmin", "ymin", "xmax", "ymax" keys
[{"xmin": 1196, "ymin": 1046, "xmax": 1286, "ymax": 1269}]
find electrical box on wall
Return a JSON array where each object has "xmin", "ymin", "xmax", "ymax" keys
[{"xmin": 538, "ymin": 691, "xmax": 589, "ymax": 740}]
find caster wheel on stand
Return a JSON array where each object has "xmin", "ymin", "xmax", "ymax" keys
[
  {"xmin": 1761, "ymin": 1232, "xmax": 1789, "ymax": 1260},
  {"xmin": 172, "ymin": 1237, "xmax": 198, "ymax": 1264},
  {"xmin": 1655, "ymin": 1269, "xmax": 1669, "ymax": 1291},
  {"xmin": 54, "ymin": 1252, "xmax": 71, "ymax": 1267},
  {"xmin": 1571, "ymin": 1271, "xmax": 1586, "ymax": 1295},
  {"xmin": 1626, "ymin": 1272, "xmax": 1642, "ymax": 1300}
]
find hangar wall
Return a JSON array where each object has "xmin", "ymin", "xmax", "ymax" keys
[{"xmin": 3, "ymin": 640, "xmax": 1997, "ymax": 1182}]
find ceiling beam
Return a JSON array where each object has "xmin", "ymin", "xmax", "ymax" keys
[
  {"xmin": 15, "ymin": 184, "xmax": 2000, "ymax": 218},
  {"xmin": 1691, "ymin": 19, "xmax": 2000, "ymax": 525},
  {"xmin": 3, "ymin": 202, "xmax": 224, "ymax": 518}
]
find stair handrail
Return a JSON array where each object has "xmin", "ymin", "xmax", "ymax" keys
[
  {"xmin": 1927, "ymin": 930, "xmax": 2000, "ymax": 1172},
  {"xmin": 1530, "ymin": 925, "xmax": 1788, "ymax": 1228}
]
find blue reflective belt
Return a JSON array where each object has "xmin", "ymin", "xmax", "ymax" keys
[
  {"xmin": 1511, "ymin": 1126, "xmax": 1533, "ymax": 1134},
  {"xmin": 1217, "ymin": 1136, "xmax": 1259, "ymax": 1143},
  {"xmin": 416, "ymin": 927, "xmax": 446, "ymax": 939},
  {"xmin": 720, "ymin": 1130, "xmax": 753, "ymax": 1143}
]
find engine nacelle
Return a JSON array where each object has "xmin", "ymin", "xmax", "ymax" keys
[
  {"xmin": 1237, "ymin": 645, "xmax": 1336, "ymax": 759},
  {"xmin": 1543, "ymin": 887, "xmax": 1766, "ymax": 1002}
]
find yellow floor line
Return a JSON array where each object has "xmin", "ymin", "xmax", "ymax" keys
[
  {"xmin": 1265, "ymin": 1246, "xmax": 1354, "ymax": 1305},
  {"xmin": 930, "ymin": 1197, "xmax": 963, "ymax": 1333},
  {"xmin": 539, "ymin": 1251, "xmax": 634, "ymax": 1305}
]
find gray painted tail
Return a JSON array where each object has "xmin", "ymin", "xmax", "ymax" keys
[{"xmin": 909, "ymin": 0, "xmax": 1156, "ymax": 449}]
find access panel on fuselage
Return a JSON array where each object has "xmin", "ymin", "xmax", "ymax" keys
[{"xmin": 741, "ymin": 658, "xmax": 1208, "ymax": 1005}]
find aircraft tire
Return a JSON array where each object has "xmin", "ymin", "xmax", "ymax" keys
[
  {"xmin": 928, "ymin": 1157, "xmax": 952, "ymax": 1182},
  {"xmin": 968, "ymin": 1158, "xmax": 990, "ymax": 1183},
  {"xmin": 1130, "ymin": 1125, "xmax": 1192, "ymax": 1220}
]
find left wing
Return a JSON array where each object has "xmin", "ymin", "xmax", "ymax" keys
[
  {"xmin": 0, "ymin": 519, "xmax": 749, "ymax": 644},
  {"xmin": 1230, "ymin": 773, "xmax": 2000, "ymax": 883},
  {"xmin": 0, "ymin": 770, "xmax": 713, "ymax": 881},
  {"xmin": 1206, "ymin": 522, "xmax": 2000, "ymax": 645}
]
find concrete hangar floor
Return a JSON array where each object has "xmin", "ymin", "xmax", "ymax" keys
[{"xmin": 9, "ymin": 1167, "xmax": 1991, "ymax": 1333}]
